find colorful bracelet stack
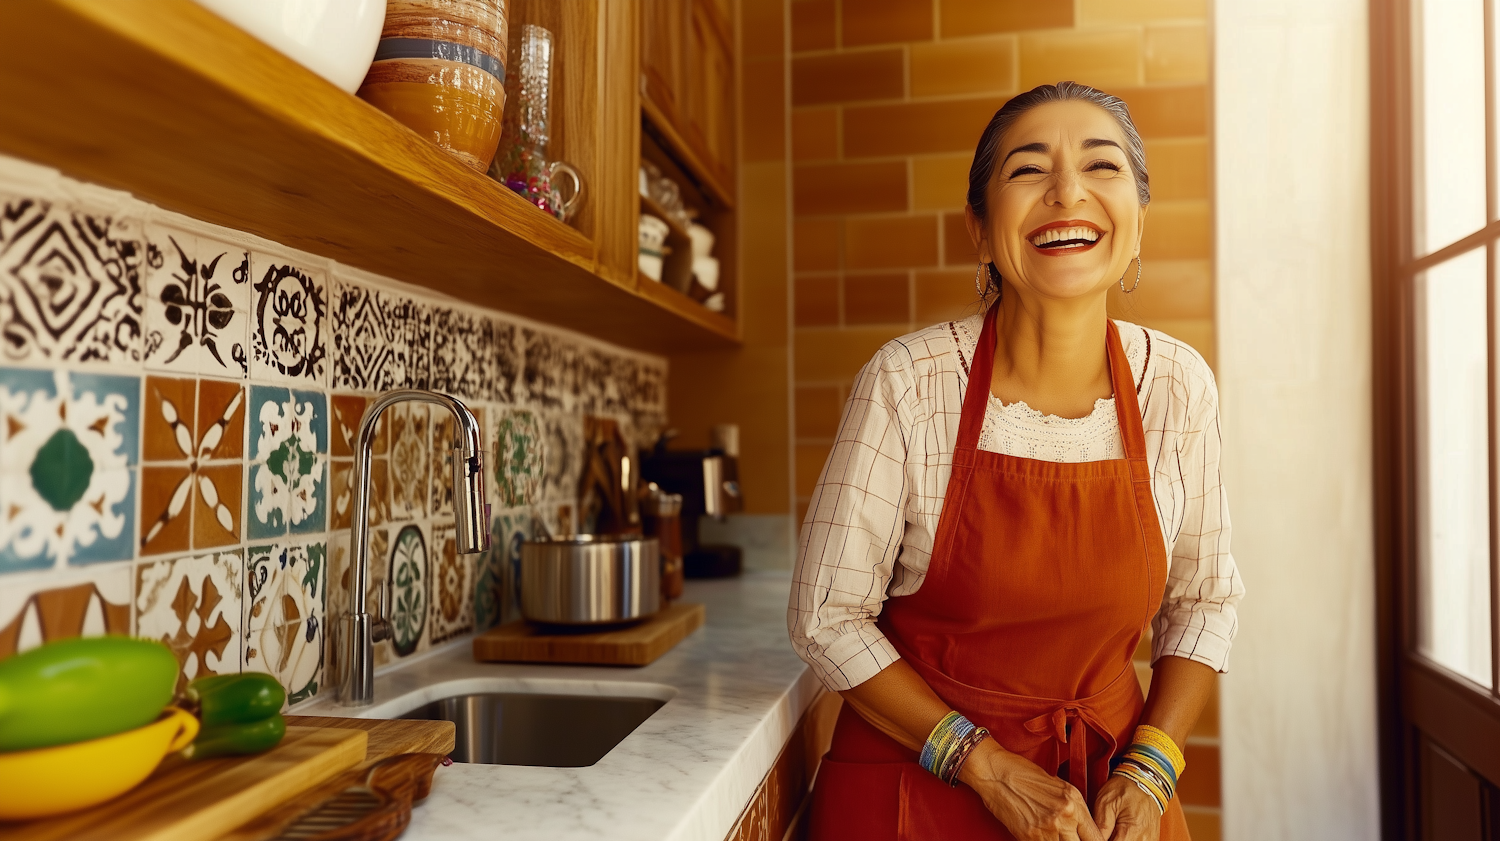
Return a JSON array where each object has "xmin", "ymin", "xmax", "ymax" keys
[
  {"xmin": 1109, "ymin": 724, "xmax": 1186, "ymax": 814},
  {"xmin": 919, "ymin": 711, "xmax": 991, "ymax": 786}
]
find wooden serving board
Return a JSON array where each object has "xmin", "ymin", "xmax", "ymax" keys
[
  {"xmin": 6, "ymin": 726, "xmax": 367, "ymax": 841},
  {"xmin": 220, "ymin": 717, "xmax": 456, "ymax": 841},
  {"xmin": 473, "ymin": 601, "xmax": 706, "ymax": 666}
]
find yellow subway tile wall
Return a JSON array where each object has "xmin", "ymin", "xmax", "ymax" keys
[{"xmin": 787, "ymin": 0, "xmax": 1219, "ymax": 829}]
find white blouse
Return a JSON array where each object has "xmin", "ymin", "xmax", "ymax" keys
[{"xmin": 787, "ymin": 313, "xmax": 1245, "ymax": 692}]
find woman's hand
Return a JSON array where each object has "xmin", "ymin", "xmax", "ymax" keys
[
  {"xmin": 1092, "ymin": 775, "xmax": 1162, "ymax": 840},
  {"xmin": 959, "ymin": 740, "xmax": 1104, "ymax": 841}
]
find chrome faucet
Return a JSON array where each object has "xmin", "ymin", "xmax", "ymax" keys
[{"xmin": 335, "ymin": 389, "xmax": 491, "ymax": 706}]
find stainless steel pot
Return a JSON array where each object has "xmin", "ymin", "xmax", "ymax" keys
[{"xmin": 520, "ymin": 535, "xmax": 661, "ymax": 625}]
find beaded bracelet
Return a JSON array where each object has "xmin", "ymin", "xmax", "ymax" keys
[
  {"xmin": 920, "ymin": 711, "xmax": 990, "ymax": 786},
  {"xmin": 1109, "ymin": 725, "xmax": 1186, "ymax": 815}
]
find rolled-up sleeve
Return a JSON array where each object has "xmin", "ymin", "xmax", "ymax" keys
[
  {"xmin": 1150, "ymin": 362, "xmax": 1244, "ymax": 672},
  {"xmin": 788, "ymin": 346, "xmax": 915, "ymax": 691}
]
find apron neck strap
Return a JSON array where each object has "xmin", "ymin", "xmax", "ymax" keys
[{"xmin": 957, "ymin": 306, "xmax": 1148, "ymax": 461}]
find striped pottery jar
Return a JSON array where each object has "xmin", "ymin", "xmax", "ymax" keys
[{"xmin": 358, "ymin": 0, "xmax": 509, "ymax": 172}]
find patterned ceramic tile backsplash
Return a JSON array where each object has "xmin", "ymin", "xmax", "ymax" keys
[{"xmin": 0, "ymin": 155, "xmax": 668, "ymax": 707}]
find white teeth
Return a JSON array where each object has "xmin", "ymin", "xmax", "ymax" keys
[{"xmin": 1029, "ymin": 226, "xmax": 1101, "ymax": 247}]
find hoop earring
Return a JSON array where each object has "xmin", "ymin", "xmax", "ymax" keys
[
  {"xmin": 1118, "ymin": 256, "xmax": 1142, "ymax": 294},
  {"xmin": 975, "ymin": 262, "xmax": 989, "ymax": 297}
]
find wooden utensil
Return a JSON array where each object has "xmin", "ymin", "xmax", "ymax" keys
[
  {"xmin": 2, "ymin": 726, "xmax": 367, "ymax": 841},
  {"xmin": 473, "ymin": 601, "xmax": 705, "ymax": 666}
]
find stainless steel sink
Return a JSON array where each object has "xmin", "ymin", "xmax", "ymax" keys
[{"xmin": 399, "ymin": 693, "xmax": 666, "ymax": 767}]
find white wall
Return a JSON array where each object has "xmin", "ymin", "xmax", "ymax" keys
[{"xmin": 1214, "ymin": 2, "xmax": 1382, "ymax": 839}]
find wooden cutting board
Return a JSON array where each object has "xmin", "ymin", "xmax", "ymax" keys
[
  {"xmin": 6, "ymin": 725, "xmax": 367, "ymax": 841},
  {"xmin": 473, "ymin": 601, "xmax": 705, "ymax": 666},
  {"xmin": 219, "ymin": 717, "xmax": 456, "ymax": 841}
]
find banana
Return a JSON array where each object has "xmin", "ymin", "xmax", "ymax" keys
[{"xmin": 0, "ymin": 637, "xmax": 178, "ymax": 752}]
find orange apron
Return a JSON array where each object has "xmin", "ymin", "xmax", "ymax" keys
[{"xmin": 808, "ymin": 306, "xmax": 1191, "ymax": 840}]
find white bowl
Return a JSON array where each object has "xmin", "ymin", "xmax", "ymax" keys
[
  {"xmin": 638, "ymin": 253, "xmax": 665, "ymax": 281},
  {"xmin": 688, "ymin": 224, "xmax": 716, "ymax": 258},
  {"xmin": 692, "ymin": 256, "xmax": 719, "ymax": 292},
  {"xmin": 193, "ymin": 0, "xmax": 386, "ymax": 94}
]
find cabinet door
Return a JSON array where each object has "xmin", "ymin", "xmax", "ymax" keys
[
  {"xmin": 640, "ymin": 0, "xmax": 682, "ymax": 123},
  {"xmin": 684, "ymin": 0, "xmax": 734, "ymax": 182}
]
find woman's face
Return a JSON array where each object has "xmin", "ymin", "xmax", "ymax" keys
[{"xmin": 969, "ymin": 100, "xmax": 1147, "ymax": 303}]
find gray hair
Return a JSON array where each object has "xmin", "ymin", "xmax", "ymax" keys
[{"xmin": 967, "ymin": 81, "xmax": 1151, "ymax": 217}]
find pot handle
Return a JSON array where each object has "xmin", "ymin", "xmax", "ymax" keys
[
  {"xmin": 549, "ymin": 161, "xmax": 583, "ymax": 222},
  {"xmin": 161, "ymin": 707, "xmax": 201, "ymax": 754}
]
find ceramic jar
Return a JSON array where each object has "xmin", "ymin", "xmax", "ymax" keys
[{"xmin": 358, "ymin": 0, "xmax": 510, "ymax": 172}]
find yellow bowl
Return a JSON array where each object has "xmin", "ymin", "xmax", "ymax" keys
[{"xmin": 0, "ymin": 706, "xmax": 199, "ymax": 820}]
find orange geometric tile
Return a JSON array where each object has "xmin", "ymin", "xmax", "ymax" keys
[
  {"xmin": 944, "ymin": 212, "xmax": 979, "ymax": 266},
  {"xmin": 795, "ymin": 276, "xmax": 840, "ymax": 327},
  {"xmin": 1145, "ymin": 23, "xmax": 1209, "ymax": 85},
  {"xmin": 912, "ymin": 155, "xmax": 974, "ymax": 211},
  {"xmin": 1140, "ymin": 200, "xmax": 1211, "ymax": 260},
  {"xmin": 791, "ymin": 0, "xmax": 835, "ymax": 52},
  {"xmin": 1078, "ymin": 0, "xmax": 1207, "ymax": 26},
  {"xmin": 792, "ymin": 50, "xmax": 905, "ymax": 106},
  {"xmin": 792, "ymin": 108, "xmax": 839, "ymax": 163},
  {"xmin": 795, "ymin": 218, "xmax": 842, "ymax": 271},
  {"xmin": 843, "ymin": 97, "xmax": 1006, "ymax": 158},
  {"xmin": 1112, "ymin": 85, "xmax": 1208, "ymax": 138},
  {"xmin": 843, "ymin": 273, "xmax": 911, "ymax": 324},
  {"xmin": 330, "ymin": 394, "xmax": 387, "ymax": 457},
  {"xmin": 1143, "ymin": 138, "xmax": 1210, "ymax": 201},
  {"xmin": 1178, "ymin": 744, "xmax": 1222, "ymax": 807},
  {"xmin": 915, "ymin": 269, "xmax": 981, "ymax": 324},
  {"xmin": 196, "ymin": 379, "xmax": 244, "ymax": 460},
  {"xmin": 1018, "ymin": 28, "xmax": 1143, "ymax": 91},
  {"xmin": 842, "ymin": 0, "xmax": 933, "ymax": 46},
  {"xmin": 794, "ymin": 161, "xmax": 909, "ymax": 215},
  {"xmin": 143, "ymin": 377, "xmax": 197, "ymax": 462},
  {"xmin": 910, "ymin": 36, "xmax": 1018, "ymax": 98},
  {"xmin": 140, "ymin": 465, "xmax": 193, "ymax": 556},
  {"xmin": 941, "ymin": 0, "xmax": 1073, "ymax": 37},
  {"xmin": 844, "ymin": 216, "xmax": 939, "ymax": 269},
  {"xmin": 330, "ymin": 459, "xmax": 353, "ymax": 531},
  {"xmin": 795, "ymin": 385, "xmax": 844, "ymax": 439},
  {"xmin": 192, "ymin": 463, "xmax": 242, "ymax": 548}
]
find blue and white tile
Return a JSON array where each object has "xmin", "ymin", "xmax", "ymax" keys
[
  {"xmin": 0, "ymin": 368, "xmax": 138, "ymax": 571},
  {"xmin": 244, "ymin": 540, "xmax": 326, "ymax": 706},
  {"xmin": 248, "ymin": 386, "xmax": 328, "ymax": 539}
]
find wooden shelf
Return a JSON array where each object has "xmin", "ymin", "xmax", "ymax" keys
[
  {"xmin": 639, "ymin": 191, "xmax": 694, "ymax": 242},
  {"xmin": 0, "ymin": 0, "xmax": 739, "ymax": 352}
]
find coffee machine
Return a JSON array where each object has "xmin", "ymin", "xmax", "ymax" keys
[{"xmin": 640, "ymin": 433, "xmax": 743, "ymax": 577}]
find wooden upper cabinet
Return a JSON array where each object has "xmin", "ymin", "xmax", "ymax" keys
[
  {"xmin": 641, "ymin": 0, "xmax": 734, "ymax": 196},
  {"xmin": 640, "ymin": 0, "xmax": 682, "ymax": 126},
  {"xmin": 684, "ymin": 0, "xmax": 734, "ymax": 186}
]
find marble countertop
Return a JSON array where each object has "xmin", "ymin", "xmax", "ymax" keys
[{"xmin": 296, "ymin": 571, "xmax": 822, "ymax": 841}]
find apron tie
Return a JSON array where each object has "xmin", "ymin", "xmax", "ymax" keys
[{"xmin": 1023, "ymin": 704, "xmax": 1119, "ymax": 798}]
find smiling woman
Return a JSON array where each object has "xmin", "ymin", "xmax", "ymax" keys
[{"xmin": 789, "ymin": 82, "xmax": 1243, "ymax": 841}]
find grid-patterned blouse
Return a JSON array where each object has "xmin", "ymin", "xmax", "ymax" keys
[{"xmin": 788, "ymin": 313, "xmax": 1245, "ymax": 693}]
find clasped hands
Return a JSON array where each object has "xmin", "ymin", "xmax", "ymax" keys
[{"xmin": 957, "ymin": 739, "xmax": 1162, "ymax": 841}]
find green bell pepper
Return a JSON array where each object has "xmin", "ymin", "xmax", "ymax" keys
[
  {"xmin": 0, "ymin": 636, "xmax": 178, "ymax": 752},
  {"xmin": 181, "ymin": 713, "xmax": 287, "ymax": 761},
  {"xmin": 184, "ymin": 673, "xmax": 285, "ymax": 728}
]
